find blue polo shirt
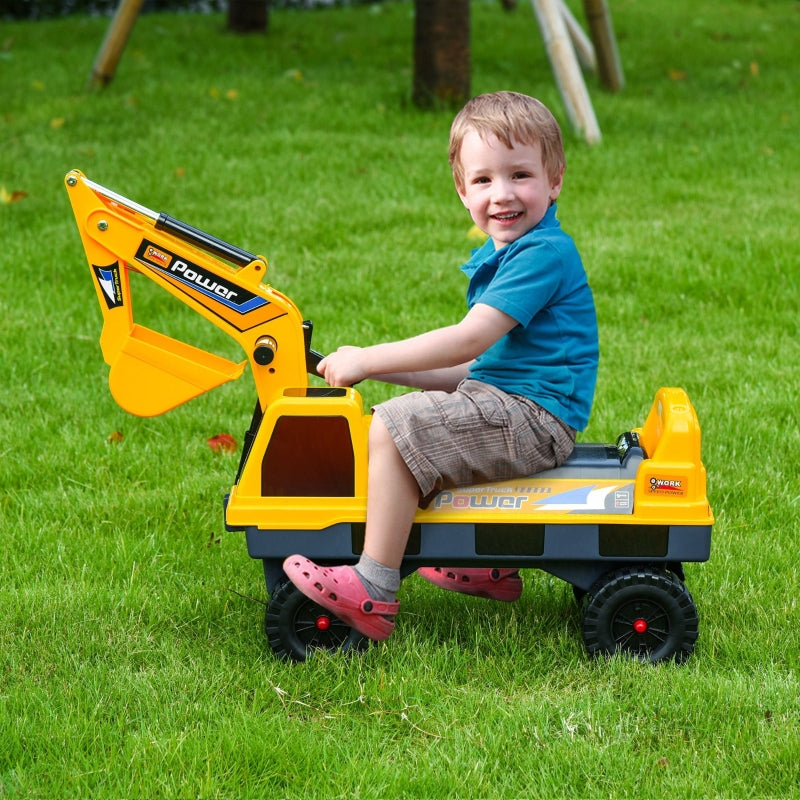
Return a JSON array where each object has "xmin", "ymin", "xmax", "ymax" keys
[{"xmin": 463, "ymin": 204, "xmax": 598, "ymax": 431}]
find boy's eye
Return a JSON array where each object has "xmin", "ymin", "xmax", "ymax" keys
[{"xmin": 513, "ymin": 172, "xmax": 532, "ymax": 180}]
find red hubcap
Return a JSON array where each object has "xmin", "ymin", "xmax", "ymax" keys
[
  {"xmin": 633, "ymin": 618, "xmax": 648, "ymax": 634},
  {"xmin": 315, "ymin": 616, "xmax": 331, "ymax": 631}
]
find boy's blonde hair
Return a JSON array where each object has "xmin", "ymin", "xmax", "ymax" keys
[{"xmin": 449, "ymin": 91, "xmax": 565, "ymax": 190}]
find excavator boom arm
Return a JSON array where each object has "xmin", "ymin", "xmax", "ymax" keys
[{"xmin": 65, "ymin": 170, "xmax": 310, "ymax": 416}]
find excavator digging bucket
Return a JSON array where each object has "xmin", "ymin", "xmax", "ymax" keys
[{"xmin": 107, "ymin": 323, "xmax": 246, "ymax": 417}]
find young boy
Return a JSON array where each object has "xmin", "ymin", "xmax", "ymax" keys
[{"xmin": 284, "ymin": 91, "xmax": 598, "ymax": 641}]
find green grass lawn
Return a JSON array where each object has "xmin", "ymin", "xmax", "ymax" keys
[{"xmin": 1, "ymin": 1, "xmax": 799, "ymax": 797}]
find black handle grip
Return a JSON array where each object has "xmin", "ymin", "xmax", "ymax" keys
[{"xmin": 306, "ymin": 348, "xmax": 324, "ymax": 375}]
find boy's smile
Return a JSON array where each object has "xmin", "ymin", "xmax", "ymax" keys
[{"xmin": 456, "ymin": 130, "xmax": 563, "ymax": 250}]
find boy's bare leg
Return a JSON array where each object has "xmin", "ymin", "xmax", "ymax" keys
[
  {"xmin": 361, "ymin": 415, "xmax": 419, "ymax": 570},
  {"xmin": 284, "ymin": 416, "xmax": 410, "ymax": 617}
]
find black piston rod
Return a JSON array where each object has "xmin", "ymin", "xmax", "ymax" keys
[
  {"xmin": 81, "ymin": 175, "xmax": 258, "ymax": 267},
  {"xmin": 155, "ymin": 214, "xmax": 257, "ymax": 268}
]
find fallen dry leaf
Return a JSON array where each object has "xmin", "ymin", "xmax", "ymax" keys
[
  {"xmin": 1, "ymin": 186, "xmax": 27, "ymax": 203},
  {"xmin": 107, "ymin": 430, "xmax": 124, "ymax": 444},
  {"xmin": 207, "ymin": 433, "xmax": 237, "ymax": 453}
]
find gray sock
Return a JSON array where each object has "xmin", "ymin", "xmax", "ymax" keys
[{"xmin": 354, "ymin": 553, "xmax": 400, "ymax": 603}]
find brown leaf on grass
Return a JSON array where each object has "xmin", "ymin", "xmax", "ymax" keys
[
  {"xmin": 207, "ymin": 433, "xmax": 237, "ymax": 453},
  {"xmin": 1, "ymin": 186, "xmax": 27, "ymax": 204},
  {"xmin": 750, "ymin": 61, "xmax": 759, "ymax": 77},
  {"xmin": 668, "ymin": 68, "xmax": 687, "ymax": 81},
  {"xmin": 107, "ymin": 430, "xmax": 124, "ymax": 444}
]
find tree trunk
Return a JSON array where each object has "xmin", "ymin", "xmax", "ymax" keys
[
  {"xmin": 227, "ymin": 0, "xmax": 269, "ymax": 34},
  {"xmin": 413, "ymin": 0, "xmax": 471, "ymax": 109}
]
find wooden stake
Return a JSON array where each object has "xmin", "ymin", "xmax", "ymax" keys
[
  {"xmin": 530, "ymin": 0, "xmax": 601, "ymax": 144},
  {"xmin": 557, "ymin": 0, "xmax": 596, "ymax": 73},
  {"xmin": 582, "ymin": 0, "xmax": 625, "ymax": 92},
  {"xmin": 88, "ymin": 0, "xmax": 145, "ymax": 89}
]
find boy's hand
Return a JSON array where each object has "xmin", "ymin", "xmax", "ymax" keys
[{"xmin": 317, "ymin": 346, "xmax": 367, "ymax": 387}]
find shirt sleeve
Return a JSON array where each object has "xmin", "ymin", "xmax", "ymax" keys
[{"xmin": 476, "ymin": 239, "xmax": 562, "ymax": 327}]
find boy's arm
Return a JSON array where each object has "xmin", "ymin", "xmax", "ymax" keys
[
  {"xmin": 317, "ymin": 303, "xmax": 517, "ymax": 388},
  {"xmin": 371, "ymin": 362, "xmax": 473, "ymax": 392}
]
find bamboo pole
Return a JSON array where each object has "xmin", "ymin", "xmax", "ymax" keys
[
  {"xmin": 581, "ymin": 0, "xmax": 625, "ymax": 92},
  {"xmin": 88, "ymin": 0, "xmax": 145, "ymax": 89},
  {"xmin": 530, "ymin": 0, "xmax": 601, "ymax": 144}
]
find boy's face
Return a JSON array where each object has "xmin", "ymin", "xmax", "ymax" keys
[{"xmin": 456, "ymin": 129, "xmax": 563, "ymax": 250}]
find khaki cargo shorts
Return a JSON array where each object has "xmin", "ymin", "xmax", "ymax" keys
[{"xmin": 373, "ymin": 379, "xmax": 576, "ymax": 507}]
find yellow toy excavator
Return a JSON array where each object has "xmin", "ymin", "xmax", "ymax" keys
[{"xmin": 65, "ymin": 170, "xmax": 714, "ymax": 663}]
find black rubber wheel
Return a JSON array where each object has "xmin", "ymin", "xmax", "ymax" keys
[
  {"xmin": 581, "ymin": 566, "xmax": 698, "ymax": 664},
  {"xmin": 265, "ymin": 580, "xmax": 369, "ymax": 662}
]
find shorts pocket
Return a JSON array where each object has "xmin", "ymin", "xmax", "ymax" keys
[{"xmin": 429, "ymin": 382, "xmax": 514, "ymax": 433}]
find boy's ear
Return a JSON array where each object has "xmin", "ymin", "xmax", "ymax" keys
[{"xmin": 549, "ymin": 168, "xmax": 565, "ymax": 201}]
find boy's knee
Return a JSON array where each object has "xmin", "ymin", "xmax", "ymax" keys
[
  {"xmin": 369, "ymin": 414, "xmax": 392, "ymax": 449},
  {"xmin": 368, "ymin": 416, "xmax": 408, "ymax": 470}
]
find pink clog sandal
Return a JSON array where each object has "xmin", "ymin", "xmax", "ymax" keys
[
  {"xmin": 416, "ymin": 567, "xmax": 523, "ymax": 602},
  {"xmin": 283, "ymin": 555, "xmax": 400, "ymax": 641}
]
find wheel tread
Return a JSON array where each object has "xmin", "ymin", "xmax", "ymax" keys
[
  {"xmin": 581, "ymin": 566, "xmax": 698, "ymax": 663},
  {"xmin": 265, "ymin": 580, "xmax": 369, "ymax": 662}
]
